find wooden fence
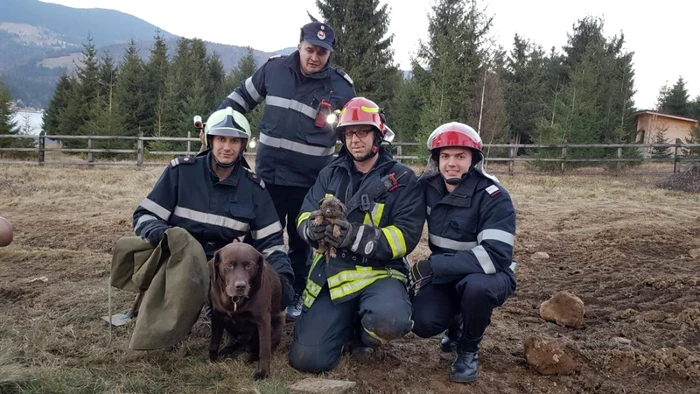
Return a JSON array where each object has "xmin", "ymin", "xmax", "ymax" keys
[{"xmin": 1, "ymin": 133, "xmax": 699, "ymax": 174}]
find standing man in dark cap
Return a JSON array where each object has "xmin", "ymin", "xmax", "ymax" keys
[{"xmin": 217, "ymin": 22, "xmax": 357, "ymax": 321}]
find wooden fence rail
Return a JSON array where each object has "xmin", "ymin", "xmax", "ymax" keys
[{"xmin": 1, "ymin": 133, "xmax": 699, "ymax": 174}]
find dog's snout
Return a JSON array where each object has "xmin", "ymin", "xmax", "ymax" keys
[{"xmin": 235, "ymin": 280, "xmax": 247, "ymax": 290}]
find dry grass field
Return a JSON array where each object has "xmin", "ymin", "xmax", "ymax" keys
[{"xmin": 1, "ymin": 163, "xmax": 699, "ymax": 394}]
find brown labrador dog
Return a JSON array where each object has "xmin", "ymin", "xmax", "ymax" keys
[{"xmin": 208, "ymin": 242, "xmax": 283, "ymax": 380}]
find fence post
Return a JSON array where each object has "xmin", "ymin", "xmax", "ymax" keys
[
  {"xmin": 616, "ymin": 147, "xmax": 623, "ymax": 172},
  {"xmin": 38, "ymin": 132, "xmax": 45, "ymax": 165},
  {"xmin": 508, "ymin": 143, "xmax": 515, "ymax": 175},
  {"xmin": 137, "ymin": 132, "xmax": 144, "ymax": 166},
  {"xmin": 396, "ymin": 144, "xmax": 402, "ymax": 162},
  {"xmin": 87, "ymin": 132, "xmax": 94, "ymax": 166},
  {"xmin": 560, "ymin": 139, "xmax": 568, "ymax": 173},
  {"xmin": 673, "ymin": 138, "xmax": 681, "ymax": 173},
  {"xmin": 187, "ymin": 131, "xmax": 191, "ymax": 156}
]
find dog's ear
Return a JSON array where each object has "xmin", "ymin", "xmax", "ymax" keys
[{"xmin": 211, "ymin": 249, "xmax": 221, "ymax": 282}]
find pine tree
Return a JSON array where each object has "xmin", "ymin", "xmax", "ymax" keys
[
  {"xmin": 58, "ymin": 35, "xmax": 101, "ymax": 147},
  {"xmin": 651, "ymin": 129, "xmax": 672, "ymax": 159},
  {"xmin": 114, "ymin": 40, "xmax": 148, "ymax": 137},
  {"xmin": 658, "ymin": 77, "xmax": 692, "ymax": 117},
  {"xmin": 0, "ymin": 81, "xmax": 20, "ymax": 157},
  {"xmin": 144, "ymin": 31, "xmax": 170, "ymax": 137},
  {"xmin": 502, "ymin": 34, "xmax": 548, "ymax": 145},
  {"xmin": 98, "ymin": 51, "xmax": 118, "ymax": 99},
  {"xmin": 414, "ymin": 0, "xmax": 493, "ymax": 145},
  {"xmin": 315, "ymin": 0, "xmax": 400, "ymax": 105},
  {"xmin": 42, "ymin": 73, "xmax": 73, "ymax": 135}
]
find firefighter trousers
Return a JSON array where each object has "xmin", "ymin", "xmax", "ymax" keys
[
  {"xmin": 411, "ymin": 272, "xmax": 515, "ymax": 352},
  {"xmin": 267, "ymin": 183, "xmax": 311, "ymax": 294},
  {"xmin": 289, "ymin": 277, "xmax": 413, "ymax": 373}
]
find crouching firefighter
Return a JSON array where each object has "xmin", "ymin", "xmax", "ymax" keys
[
  {"xmin": 131, "ymin": 107, "xmax": 295, "ymax": 315},
  {"xmin": 410, "ymin": 122, "xmax": 517, "ymax": 383},
  {"xmin": 288, "ymin": 97, "xmax": 425, "ymax": 373}
]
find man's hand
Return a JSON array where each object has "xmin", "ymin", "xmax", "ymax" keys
[
  {"xmin": 324, "ymin": 219, "xmax": 358, "ymax": 250},
  {"xmin": 411, "ymin": 259, "xmax": 434, "ymax": 295},
  {"xmin": 305, "ymin": 210, "xmax": 328, "ymax": 242},
  {"xmin": 145, "ymin": 226, "xmax": 167, "ymax": 247},
  {"xmin": 279, "ymin": 275, "xmax": 295, "ymax": 311}
]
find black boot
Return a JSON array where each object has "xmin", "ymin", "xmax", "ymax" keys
[
  {"xmin": 439, "ymin": 315, "xmax": 462, "ymax": 352},
  {"xmin": 449, "ymin": 339, "xmax": 480, "ymax": 383},
  {"xmin": 285, "ymin": 289, "xmax": 304, "ymax": 322}
]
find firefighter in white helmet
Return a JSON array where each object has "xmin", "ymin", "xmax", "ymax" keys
[{"xmin": 410, "ymin": 122, "xmax": 517, "ymax": 383}]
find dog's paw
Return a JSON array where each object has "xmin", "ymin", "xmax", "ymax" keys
[
  {"xmin": 329, "ymin": 247, "xmax": 336, "ymax": 258},
  {"xmin": 253, "ymin": 369, "xmax": 268, "ymax": 380},
  {"xmin": 209, "ymin": 351, "xmax": 219, "ymax": 362}
]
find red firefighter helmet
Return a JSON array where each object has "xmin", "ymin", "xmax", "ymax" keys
[
  {"xmin": 427, "ymin": 122, "xmax": 483, "ymax": 153},
  {"xmin": 336, "ymin": 97, "xmax": 386, "ymax": 136}
]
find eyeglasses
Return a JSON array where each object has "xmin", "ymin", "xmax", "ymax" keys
[{"xmin": 343, "ymin": 129, "xmax": 373, "ymax": 139}]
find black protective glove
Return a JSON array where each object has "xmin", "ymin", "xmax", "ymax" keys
[
  {"xmin": 324, "ymin": 219, "xmax": 359, "ymax": 250},
  {"xmin": 278, "ymin": 274, "xmax": 295, "ymax": 311},
  {"xmin": 305, "ymin": 210, "xmax": 328, "ymax": 242},
  {"xmin": 145, "ymin": 225, "xmax": 167, "ymax": 247},
  {"xmin": 410, "ymin": 259, "xmax": 434, "ymax": 296},
  {"xmin": 324, "ymin": 220, "xmax": 381, "ymax": 258}
]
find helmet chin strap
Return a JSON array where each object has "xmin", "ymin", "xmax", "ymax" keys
[{"xmin": 213, "ymin": 151, "xmax": 242, "ymax": 169}]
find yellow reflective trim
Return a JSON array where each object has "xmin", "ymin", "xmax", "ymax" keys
[
  {"xmin": 363, "ymin": 212, "xmax": 371, "ymax": 225},
  {"xmin": 371, "ymin": 203, "xmax": 385, "ymax": 226},
  {"xmin": 297, "ymin": 211, "xmax": 312, "ymax": 228},
  {"xmin": 381, "ymin": 225, "xmax": 407, "ymax": 259},
  {"xmin": 303, "ymin": 290, "xmax": 315, "ymax": 308},
  {"xmin": 363, "ymin": 327, "xmax": 389, "ymax": 345},
  {"xmin": 309, "ymin": 252, "xmax": 323, "ymax": 274},
  {"xmin": 328, "ymin": 271, "xmax": 408, "ymax": 300},
  {"xmin": 324, "ymin": 193, "xmax": 334, "ymax": 198},
  {"xmin": 361, "ymin": 105, "xmax": 379, "ymax": 113}
]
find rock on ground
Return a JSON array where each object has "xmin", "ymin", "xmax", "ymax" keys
[
  {"xmin": 540, "ymin": 290, "xmax": 585, "ymax": 328},
  {"xmin": 524, "ymin": 337, "xmax": 579, "ymax": 375},
  {"xmin": 289, "ymin": 378, "xmax": 356, "ymax": 394}
]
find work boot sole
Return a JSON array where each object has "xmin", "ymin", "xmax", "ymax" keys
[{"xmin": 449, "ymin": 372, "xmax": 477, "ymax": 383}]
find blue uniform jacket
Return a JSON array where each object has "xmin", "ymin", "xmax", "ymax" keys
[
  {"xmin": 132, "ymin": 152, "xmax": 294, "ymax": 281},
  {"xmin": 299, "ymin": 149, "xmax": 425, "ymax": 274},
  {"xmin": 421, "ymin": 171, "xmax": 516, "ymax": 285},
  {"xmin": 219, "ymin": 51, "xmax": 356, "ymax": 188}
]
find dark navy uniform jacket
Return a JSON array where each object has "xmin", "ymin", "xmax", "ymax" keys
[
  {"xmin": 218, "ymin": 51, "xmax": 356, "ymax": 188},
  {"xmin": 296, "ymin": 149, "xmax": 425, "ymax": 305},
  {"xmin": 132, "ymin": 151, "xmax": 294, "ymax": 281},
  {"xmin": 421, "ymin": 171, "xmax": 516, "ymax": 285}
]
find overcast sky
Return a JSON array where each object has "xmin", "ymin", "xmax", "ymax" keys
[{"xmin": 43, "ymin": 0, "xmax": 699, "ymax": 110}]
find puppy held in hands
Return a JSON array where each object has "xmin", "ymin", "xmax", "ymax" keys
[
  {"xmin": 314, "ymin": 196, "xmax": 347, "ymax": 261},
  {"xmin": 208, "ymin": 242, "xmax": 283, "ymax": 380}
]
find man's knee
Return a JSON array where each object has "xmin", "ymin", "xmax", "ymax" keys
[
  {"xmin": 458, "ymin": 273, "xmax": 511, "ymax": 308},
  {"xmin": 361, "ymin": 305, "xmax": 413, "ymax": 346},
  {"xmin": 411, "ymin": 314, "xmax": 447, "ymax": 339},
  {"xmin": 289, "ymin": 340, "xmax": 341, "ymax": 373}
]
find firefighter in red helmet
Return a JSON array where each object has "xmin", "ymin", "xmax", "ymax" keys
[
  {"xmin": 411, "ymin": 122, "xmax": 517, "ymax": 383},
  {"xmin": 289, "ymin": 97, "xmax": 424, "ymax": 373}
]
